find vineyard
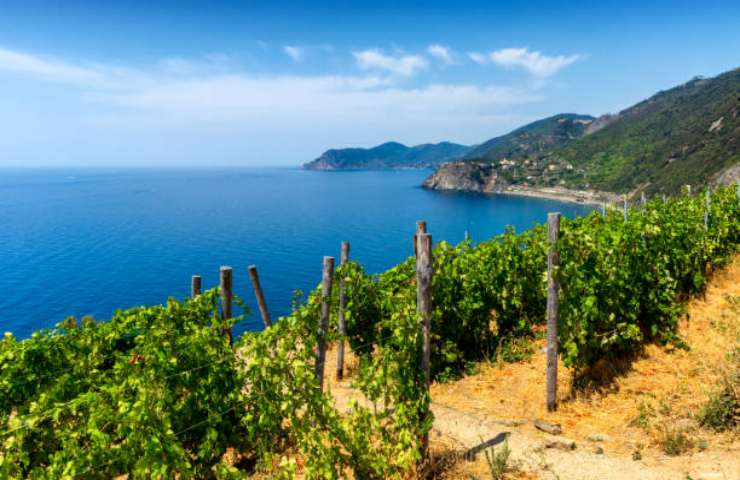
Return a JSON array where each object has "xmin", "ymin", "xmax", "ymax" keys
[{"xmin": 1, "ymin": 185, "xmax": 739, "ymax": 479}]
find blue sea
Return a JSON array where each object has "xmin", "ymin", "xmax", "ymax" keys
[{"xmin": 0, "ymin": 168, "xmax": 592, "ymax": 338}]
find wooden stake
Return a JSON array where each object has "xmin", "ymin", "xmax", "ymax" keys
[
  {"xmin": 191, "ymin": 275, "xmax": 201, "ymax": 297},
  {"xmin": 220, "ymin": 266, "xmax": 233, "ymax": 345},
  {"xmin": 640, "ymin": 192, "xmax": 646, "ymax": 207},
  {"xmin": 336, "ymin": 241, "xmax": 350, "ymax": 381},
  {"xmin": 416, "ymin": 232, "xmax": 433, "ymax": 456},
  {"xmin": 546, "ymin": 213, "xmax": 561, "ymax": 412},
  {"xmin": 316, "ymin": 256, "xmax": 335, "ymax": 392},
  {"xmin": 687, "ymin": 184, "xmax": 692, "ymax": 196},
  {"xmin": 248, "ymin": 265, "xmax": 272, "ymax": 328},
  {"xmin": 413, "ymin": 220, "xmax": 427, "ymax": 257},
  {"xmin": 623, "ymin": 196, "xmax": 628, "ymax": 221},
  {"xmin": 704, "ymin": 189, "xmax": 711, "ymax": 230}
]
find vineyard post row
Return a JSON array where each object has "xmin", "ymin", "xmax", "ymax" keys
[
  {"xmin": 187, "ymin": 220, "xmax": 436, "ymax": 460},
  {"xmin": 605, "ymin": 181, "xmax": 733, "ymax": 218},
  {"xmin": 182, "ymin": 180, "xmax": 740, "ymax": 452}
]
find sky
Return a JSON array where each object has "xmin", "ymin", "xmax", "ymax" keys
[{"xmin": 0, "ymin": 0, "xmax": 738, "ymax": 167}]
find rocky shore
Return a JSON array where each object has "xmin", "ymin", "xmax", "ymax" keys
[{"xmin": 422, "ymin": 161, "xmax": 617, "ymax": 206}]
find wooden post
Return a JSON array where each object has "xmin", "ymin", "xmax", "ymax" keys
[
  {"xmin": 413, "ymin": 220, "xmax": 427, "ymax": 257},
  {"xmin": 316, "ymin": 256, "xmax": 335, "ymax": 392},
  {"xmin": 704, "ymin": 189, "xmax": 711, "ymax": 230},
  {"xmin": 623, "ymin": 196, "xmax": 628, "ymax": 221},
  {"xmin": 248, "ymin": 265, "xmax": 272, "ymax": 328},
  {"xmin": 220, "ymin": 266, "xmax": 233, "ymax": 345},
  {"xmin": 640, "ymin": 192, "xmax": 646, "ymax": 207},
  {"xmin": 662, "ymin": 194, "xmax": 667, "ymax": 204},
  {"xmin": 687, "ymin": 184, "xmax": 691, "ymax": 196},
  {"xmin": 416, "ymin": 232, "xmax": 433, "ymax": 456},
  {"xmin": 336, "ymin": 241, "xmax": 350, "ymax": 381},
  {"xmin": 191, "ymin": 275, "xmax": 201, "ymax": 297},
  {"xmin": 546, "ymin": 213, "xmax": 560, "ymax": 412}
]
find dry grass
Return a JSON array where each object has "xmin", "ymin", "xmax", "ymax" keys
[{"xmin": 432, "ymin": 254, "xmax": 740, "ymax": 464}]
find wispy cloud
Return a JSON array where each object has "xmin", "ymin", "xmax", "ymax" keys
[
  {"xmin": 0, "ymin": 46, "xmax": 539, "ymax": 118},
  {"xmin": 0, "ymin": 45, "xmax": 550, "ymax": 163},
  {"xmin": 491, "ymin": 48, "xmax": 580, "ymax": 76},
  {"xmin": 470, "ymin": 47, "xmax": 581, "ymax": 77},
  {"xmin": 427, "ymin": 44, "xmax": 453, "ymax": 64},
  {"xmin": 467, "ymin": 52, "xmax": 487, "ymax": 65},
  {"xmin": 110, "ymin": 77, "xmax": 538, "ymax": 121},
  {"xmin": 353, "ymin": 49, "xmax": 428, "ymax": 77},
  {"xmin": 159, "ymin": 54, "xmax": 234, "ymax": 75},
  {"xmin": 0, "ymin": 46, "xmax": 139, "ymax": 90},
  {"xmin": 282, "ymin": 45, "xmax": 303, "ymax": 62}
]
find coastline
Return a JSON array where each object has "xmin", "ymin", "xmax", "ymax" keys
[{"xmin": 490, "ymin": 185, "xmax": 617, "ymax": 207}]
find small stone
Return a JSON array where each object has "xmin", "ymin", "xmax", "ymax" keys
[
  {"xmin": 544, "ymin": 436, "xmax": 577, "ymax": 451},
  {"xmin": 587, "ymin": 434, "xmax": 609, "ymax": 442},
  {"xmin": 632, "ymin": 450, "xmax": 642, "ymax": 461},
  {"xmin": 534, "ymin": 419, "xmax": 562, "ymax": 435},
  {"xmin": 593, "ymin": 446, "xmax": 604, "ymax": 455}
]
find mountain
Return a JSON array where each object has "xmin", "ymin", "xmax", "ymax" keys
[
  {"xmin": 547, "ymin": 68, "xmax": 740, "ymax": 195},
  {"xmin": 424, "ymin": 67, "xmax": 740, "ymax": 197},
  {"xmin": 303, "ymin": 141, "xmax": 472, "ymax": 170},
  {"xmin": 462, "ymin": 113, "xmax": 596, "ymax": 162}
]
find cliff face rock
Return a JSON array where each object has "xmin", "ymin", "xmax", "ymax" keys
[
  {"xmin": 422, "ymin": 162, "xmax": 503, "ymax": 192},
  {"xmin": 584, "ymin": 113, "xmax": 618, "ymax": 135}
]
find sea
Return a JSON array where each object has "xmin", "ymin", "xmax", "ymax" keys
[{"xmin": 0, "ymin": 167, "xmax": 593, "ymax": 338}]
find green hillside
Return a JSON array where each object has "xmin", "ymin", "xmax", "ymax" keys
[
  {"xmin": 303, "ymin": 141, "xmax": 471, "ymax": 170},
  {"xmin": 464, "ymin": 113, "xmax": 595, "ymax": 162},
  {"xmin": 547, "ymin": 68, "xmax": 740, "ymax": 194}
]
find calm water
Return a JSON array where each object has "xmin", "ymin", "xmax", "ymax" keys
[{"xmin": 0, "ymin": 168, "xmax": 592, "ymax": 338}]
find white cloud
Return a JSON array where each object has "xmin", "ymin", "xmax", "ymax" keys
[
  {"xmin": 110, "ymin": 76, "xmax": 538, "ymax": 120},
  {"xmin": 0, "ymin": 47, "xmax": 136, "ymax": 89},
  {"xmin": 282, "ymin": 45, "xmax": 303, "ymax": 62},
  {"xmin": 0, "ymin": 46, "xmax": 550, "ymax": 164},
  {"xmin": 159, "ymin": 54, "xmax": 233, "ymax": 75},
  {"xmin": 467, "ymin": 52, "xmax": 488, "ymax": 64},
  {"xmin": 427, "ymin": 44, "xmax": 453, "ymax": 64},
  {"xmin": 0, "ymin": 46, "xmax": 539, "ymax": 122},
  {"xmin": 489, "ymin": 47, "xmax": 580, "ymax": 77},
  {"xmin": 353, "ymin": 49, "xmax": 428, "ymax": 76}
]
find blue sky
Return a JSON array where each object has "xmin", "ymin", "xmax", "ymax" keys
[{"xmin": 0, "ymin": 1, "xmax": 738, "ymax": 166}]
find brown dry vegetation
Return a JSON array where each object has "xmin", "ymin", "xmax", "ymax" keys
[{"xmin": 322, "ymin": 255, "xmax": 740, "ymax": 479}]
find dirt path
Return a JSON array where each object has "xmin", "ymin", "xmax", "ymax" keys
[{"xmin": 326, "ymin": 255, "xmax": 740, "ymax": 479}]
